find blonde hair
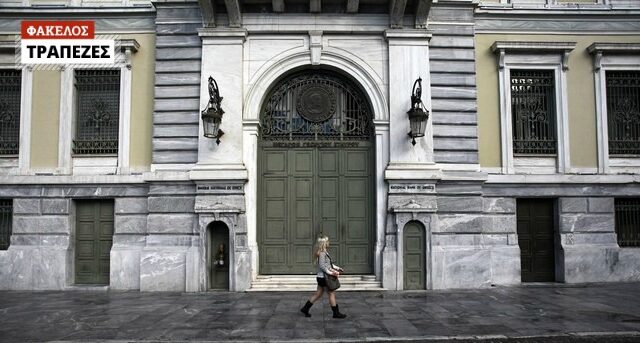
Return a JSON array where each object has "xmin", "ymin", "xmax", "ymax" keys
[{"xmin": 313, "ymin": 235, "xmax": 330, "ymax": 260}]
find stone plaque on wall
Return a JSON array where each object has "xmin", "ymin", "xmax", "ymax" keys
[
  {"xmin": 196, "ymin": 182, "xmax": 244, "ymax": 195},
  {"xmin": 388, "ymin": 183, "xmax": 436, "ymax": 194}
]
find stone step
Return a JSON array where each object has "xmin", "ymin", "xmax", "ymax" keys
[{"xmin": 249, "ymin": 275, "xmax": 384, "ymax": 292}]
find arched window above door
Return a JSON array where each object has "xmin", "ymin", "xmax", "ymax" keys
[{"xmin": 260, "ymin": 70, "xmax": 373, "ymax": 141}]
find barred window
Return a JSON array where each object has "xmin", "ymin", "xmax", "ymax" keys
[
  {"xmin": 0, "ymin": 200, "xmax": 12, "ymax": 250},
  {"xmin": 0, "ymin": 70, "xmax": 22, "ymax": 155},
  {"xmin": 510, "ymin": 69, "xmax": 557, "ymax": 155},
  {"xmin": 615, "ymin": 198, "xmax": 640, "ymax": 247},
  {"xmin": 606, "ymin": 71, "xmax": 640, "ymax": 155},
  {"xmin": 73, "ymin": 69, "xmax": 121, "ymax": 155}
]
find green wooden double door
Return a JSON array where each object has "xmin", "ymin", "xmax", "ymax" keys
[
  {"xmin": 75, "ymin": 200, "xmax": 114, "ymax": 285},
  {"xmin": 259, "ymin": 146, "xmax": 374, "ymax": 274}
]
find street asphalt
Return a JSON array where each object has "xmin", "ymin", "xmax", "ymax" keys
[{"xmin": 1, "ymin": 282, "xmax": 639, "ymax": 342}]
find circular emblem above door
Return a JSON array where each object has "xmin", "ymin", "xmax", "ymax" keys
[{"xmin": 296, "ymin": 84, "xmax": 336, "ymax": 123}]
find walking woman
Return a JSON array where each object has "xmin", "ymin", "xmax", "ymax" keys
[{"xmin": 300, "ymin": 235, "xmax": 347, "ymax": 319}]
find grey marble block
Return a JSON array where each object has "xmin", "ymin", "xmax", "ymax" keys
[
  {"xmin": 113, "ymin": 234, "xmax": 146, "ymax": 246},
  {"xmin": 195, "ymin": 195, "xmax": 246, "ymax": 212},
  {"xmin": 560, "ymin": 198, "xmax": 588, "ymax": 213},
  {"xmin": 588, "ymin": 197, "xmax": 614, "ymax": 213},
  {"xmin": 140, "ymin": 249, "xmax": 187, "ymax": 292},
  {"xmin": 115, "ymin": 198, "xmax": 148, "ymax": 214},
  {"xmin": 490, "ymin": 246, "xmax": 521, "ymax": 285},
  {"xmin": 41, "ymin": 199, "xmax": 70, "ymax": 215},
  {"xmin": 45, "ymin": 186, "xmax": 147, "ymax": 198},
  {"xmin": 148, "ymin": 196, "xmax": 195, "ymax": 213},
  {"xmin": 483, "ymin": 197, "xmax": 515, "ymax": 213},
  {"xmin": 233, "ymin": 250, "xmax": 252, "ymax": 291},
  {"xmin": 0, "ymin": 246, "xmax": 68, "ymax": 290},
  {"xmin": 145, "ymin": 234, "xmax": 193, "ymax": 247},
  {"xmin": 114, "ymin": 215, "xmax": 148, "ymax": 234},
  {"xmin": 432, "ymin": 246, "xmax": 492, "ymax": 289},
  {"xmin": 387, "ymin": 195, "xmax": 437, "ymax": 211},
  {"xmin": 482, "ymin": 215, "xmax": 517, "ymax": 234},
  {"xmin": 432, "ymin": 233, "xmax": 509, "ymax": 246},
  {"xmin": 110, "ymin": 247, "xmax": 142, "ymax": 290},
  {"xmin": 382, "ymin": 246, "xmax": 398, "ymax": 290},
  {"xmin": 562, "ymin": 246, "xmax": 619, "ymax": 283},
  {"xmin": 560, "ymin": 214, "xmax": 615, "ymax": 233},
  {"xmin": 13, "ymin": 199, "xmax": 40, "ymax": 214},
  {"xmin": 10, "ymin": 234, "xmax": 69, "ymax": 247},
  {"xmin": 13, "ymin": 216, "xmax": 70, "ymax": 234},
  {"xmin": 561, "ymin": 232, "xmax": 618, "ymax": 246},
  {"xmin": 612, "ymin": 249, "xmax": 640, "ymax": 282},
  {"xmin": 435, "ymin": 214, "xmax": 482, "ymax": 233},
  {"xmin": 149, "ymin": 183, "xmax": 196, "ymax": 195},
  {"xmin": 147, "ymin": 214, "xmax": 196, "ymax": 234},
  {"xmin": 437, "ymin": 196, "xmax": 483, "ymax": 213}
]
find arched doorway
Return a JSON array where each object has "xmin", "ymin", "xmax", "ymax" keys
[
  {"xmin": 403, "ymin": 221, "xmax": 426, "ymax": 290},
  {"xmin": 258, "ymin": 69, "xmax": 375, "ymax": 275},
  {"xmin": 208, "ymin": 221, "xmax": 229, "ymax": 290}
]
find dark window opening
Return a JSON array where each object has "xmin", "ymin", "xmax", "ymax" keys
[
  {"xmin": 0, "ymin": 199, "xmax": 12, "ymax": 250},
  {"xmin": 615, "ymin": 198, "xmax": 640, "ymax": 247}
]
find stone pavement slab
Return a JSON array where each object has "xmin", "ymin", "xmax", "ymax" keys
[{"xmin": 0, "ymin": 282, "xmax": 639, "ymax": 342}]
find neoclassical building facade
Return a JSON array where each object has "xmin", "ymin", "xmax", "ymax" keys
[{"xmin": 0, "ymin": 0, "xmax": 638, "ymax": 292}]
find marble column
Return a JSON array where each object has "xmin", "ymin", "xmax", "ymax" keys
[
  {"xmin": 382, "ymin": 29, "xmax": 440, "ymax": 290},
  {"xmin": 190, "ymin": 28, "xmax": 249, "ymax": 181}
]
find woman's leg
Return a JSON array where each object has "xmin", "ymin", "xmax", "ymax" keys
[
  {"xmin": 328, "ymin": 291, "xmax": 346, "ymax": 318},
  {"xmin": 309, "ymin": 286, "xmax": 324, "ymax": 303},
  {"xmin": 327, "ymin": 290, "xmax": 336, "ymax": 306},
  {"xmin": 301, "ymin": 286, "xmax": 324, "ymax": 317}
]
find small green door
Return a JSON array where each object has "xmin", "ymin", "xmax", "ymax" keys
[
  {"xmin": 209, "ymin": 222, "xmax": 229, "ymax": 290},
  {"xmin": 75, "ymin": 200, "xmax": 114, "ymax": 285},
  {"xmin": 403, "ymin": 222, "xmax": 425, "ymax": 290}
]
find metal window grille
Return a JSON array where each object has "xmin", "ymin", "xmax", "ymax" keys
[
  {"xmin": 0, "ymin": 70, "xmax": 22, "ymax": 155},
  {"xmin": 510, "ymin": 69, "xmax": 557, "ymax": 155},
  {"xmin": 615, "ymin": 198, "xmax": 640, "ymax": 247},
  {"xmin": 0, "ymin": 200, "xmax": 12, "ymax": 250},
  {"xmin": 606, "ymin": 70, "xmax": 640, "ymax": 155},
  {"xmin": 261, "ymin": 70, "xmax": 372, "ymax": 141},
  {"xmin": 73, "ymin": 69, "xmax": 120, "ymax": 155}
]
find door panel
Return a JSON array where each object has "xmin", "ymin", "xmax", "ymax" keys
[
  {"xmin": 75, "ymin": 200, "xmax": 113, "ymax": 285},
  {"xmin": 403, "ymin": 222, "xmax": 425, "ymax": 290},
  {"xmin": 259, "ymin": 147, "xmax": 373, "ymax": 274},
  {"xmin": 517, "ymin": 199, "xmax": 556, "ymax": 282}
]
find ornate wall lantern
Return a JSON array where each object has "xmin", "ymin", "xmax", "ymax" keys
[
  {"xmin": 407, "ymin": 77, "xmax": 430, "ymax": 146},
  {"xmin": 201, "ymin": 76, "xmax": 225, "ymax": 144}
]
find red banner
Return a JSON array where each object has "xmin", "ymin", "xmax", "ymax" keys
[{"xmin": 21, "ymin": 21, "xmax": 94, "ymax": 40}]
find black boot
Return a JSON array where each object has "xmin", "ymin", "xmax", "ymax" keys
[
  {"xmin": 331, "ymin": 305, "xmax": 347, "ymax": 319},
  {"xmin": 300, "ymin": 300, "xmax": 313, "ymax": 317}
]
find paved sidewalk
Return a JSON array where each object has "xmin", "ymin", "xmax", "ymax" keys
[{"xmin": 1, "ymin": 283, "xmax": 640, "ymax": 342}]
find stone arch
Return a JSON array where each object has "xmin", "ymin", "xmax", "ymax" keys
[{"xmin": 244, "ymin": 51, "xmax": 388, "ymax": 122}]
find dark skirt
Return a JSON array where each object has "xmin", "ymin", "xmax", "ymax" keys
[{"xmin": 316, "ymin": 277, "xmax": 327, "ymax": 288}]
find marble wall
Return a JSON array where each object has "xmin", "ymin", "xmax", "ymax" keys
[
  {"xmin": 559, "ymin": 197, "xmax": 640, "ymax": 283},
  {"xmin": 431, "ymin": 195, "xmax": 520, "ymax": 289},
  {"xmin": 1, "ymin": 186, "xmax": 640, "ymax": 291}
]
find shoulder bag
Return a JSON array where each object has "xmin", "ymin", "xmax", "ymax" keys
[{"xmin": 324, "ymin": 254, "xmax": 341, "ymax": 291}]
